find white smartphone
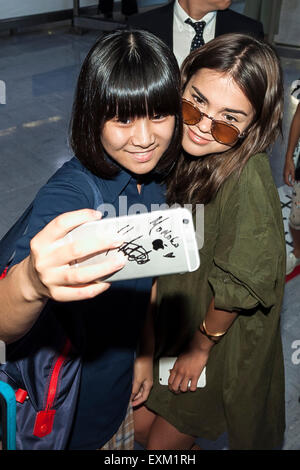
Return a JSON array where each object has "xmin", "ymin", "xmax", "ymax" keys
[
  {"xmin": 66, "ymin": 207, "xmax": 200, "ymax": 282},
  {"xmin": 159, "ymin": 357, "xmax": 206, "ymax": 388}
]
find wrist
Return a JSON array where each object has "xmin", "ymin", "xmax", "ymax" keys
[
  {"xmin": 285, "ymin": 153, "xmax": 294, "ymax": 162},
  {"xmin": 137, "ymin": 344, "xmax": 154, "ymax": 358},
  {"xmin": 199, "ymin": 319, "xmax": 227, "ymax": 343},
  {"xmin": 190, "ymin": 329, "xmax": 215, "ymax": 353},
  {"xmin": 18, "ymin": 257, "xmax": 47, "ymax": 304}
]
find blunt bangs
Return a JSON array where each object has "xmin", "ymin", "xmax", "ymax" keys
[
  {"xmin": 70, "ymin": 29, "xmax": 182, "ymax": 178},
  {"xmin": 103, "ymin": 70, "xmax": 180, "ymax": 122},
  {"xmin": 99, "ymin": 34, "xmax": 180, "ymax": 122}
]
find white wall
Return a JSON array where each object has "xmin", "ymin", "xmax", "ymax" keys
[{"xmin": 0, "ymin": 0, "xmax": 97, "ymax": 20}]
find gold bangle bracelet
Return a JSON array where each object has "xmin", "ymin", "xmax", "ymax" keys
[
  {"xmin": 202, "ymin": 319, "xmax": 227, "ymax": 338},
  {"xmin": 199, "ymin": 320, "xmax": 227, "ymax": 343}
]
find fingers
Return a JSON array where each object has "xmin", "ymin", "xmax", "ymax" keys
[
  {"xmin": 131, "ymin": 389, "xmax": 143, "ymax": 407},
  {"xmin": 284, "ymin": 174, "xmax": 294, "ymax": 187},
  {"xmin": 37, "ymin": 253, "xmax": 126, "ymax": 295},
  {"xmin": 56, "ymin": 230, "xmax": 125, "ymax": 268},
  {"xmin": 31, "ymin": 209, "xmax": 125, "ymax": 267},
  {"xmin": 131, "ymin": 379, "xmax": 153, "ymax": 407},
  {"xmin": 47, "ymin": 281, "xmax": 112, "ymax": 303},
  {"xmin": 168, "ymin": 366, "xmax": 200, "ymax": 394},
  {"xmin": 34, "ymin": 209, "xmax": 103, "ymax": 246},
  {"xmin": 27, "ymin": 209, "xmax": 132, "ymax": 302},
  {"xmin": 283, "ymin": 162, "xmax": 295, "ymax": 187},
  {"xmin": 168, "ymin": 373, "xmax": 198, "ymax": 393}
]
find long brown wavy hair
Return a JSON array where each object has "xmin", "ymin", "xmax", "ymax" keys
[{"xmin": 167, "ymin": 33, "xmax": 283, "ymax": 205}]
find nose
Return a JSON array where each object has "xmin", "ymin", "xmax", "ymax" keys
[
  {"xmin": 131, "ymin": 119, "xmax": 155, "ymax": 148},
  {"xmin": 196, "ymin": 114, "xmax": 212, "ymax": 134}
]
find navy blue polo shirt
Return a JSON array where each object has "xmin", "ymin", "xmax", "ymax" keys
[{"xmin": 11, "ymin": 157, "xmax": 166, "ymax": 450}]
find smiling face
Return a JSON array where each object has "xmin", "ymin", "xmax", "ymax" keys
[
  {"xmin": 182, "ymin": 68, "xmax": 254, "ymax": 157},
  {"xmin": 101, "ymin": 114, "xmax": 175, "ymax": 175}
]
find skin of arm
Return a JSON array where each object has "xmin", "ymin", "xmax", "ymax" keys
[
  {"xmin": 284, "ymin": 102, "xmax": 300, "ymax": 186},
  {"xmin": 131, "ymin": 279, "xmax": 156, "ymax": 407},
  {"xmin": 0, "ymin": 257, "xmax": 48, "ymax": 344},
  {"xmin": 0, "ymin": 209, "xmax": 127, "ymax": 344},
  {"xmin": 168, "ymin": 298, "xmax": 237, "ymax": 393}
]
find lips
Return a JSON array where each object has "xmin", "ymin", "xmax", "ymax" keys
[
  {"xmin": 127, "ymin": 147, "xmax": 157, "ymax": 163},
  {"xmin": 187, "ymin": 127, "xmax": 212, "ymax": 145}
]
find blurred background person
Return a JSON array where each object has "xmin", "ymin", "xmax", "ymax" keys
[
  {"xmin": 283, "ymin": 82, "xmax": 300, "ymax": 275},
  {"xmin": 98, "ymin": 0, "xmax": 138, "ymax": 20},
  {"xmin": 128, "ymin": 0, "xmax": 264, "ymax": 66}
]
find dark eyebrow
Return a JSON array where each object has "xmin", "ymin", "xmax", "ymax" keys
[
  {"xmin": 192, "ymin": 86, "xmax": 208, "ymax": 103},
  {"xmin": 191, "ymin": 85, "xmax": 248, "ymax": 117},
  {"xmin": 223, "ymin": 107, "xmax": 248, "ymax": 117}
]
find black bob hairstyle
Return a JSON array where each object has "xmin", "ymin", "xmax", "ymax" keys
[{"xmin": 69, "ymin": 29, "xmax": 182, "ymax": 178}]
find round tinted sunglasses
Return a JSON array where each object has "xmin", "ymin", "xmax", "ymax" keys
[{"xmin": 182, "ymin": 98, "xmax": 246, "ymax": 146}]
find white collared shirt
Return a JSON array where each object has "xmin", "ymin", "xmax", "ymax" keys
[{"xmin": 173, "ymin": 0, "xmax": 216, "ymax": 67}]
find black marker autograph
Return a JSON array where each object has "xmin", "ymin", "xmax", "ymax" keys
[
  {"xmin": 149, "ymin": 216, "xmax": 180, "ymax": 248},
  {"xmin": 105, "ymin": 217, "xmax": 181, "ymax": 266},
  {"xmin": 117, "ymin": 236, "xmax": 151, "ymax": 265}
]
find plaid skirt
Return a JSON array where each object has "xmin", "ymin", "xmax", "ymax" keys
[{"xmin": 99, "ymin": 404, "xmax": 134, "ymax": 450}]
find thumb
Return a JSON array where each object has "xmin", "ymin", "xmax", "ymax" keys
[{"xmin": 131, "ymin": 378, "xmax": 142, "ymax": 398}]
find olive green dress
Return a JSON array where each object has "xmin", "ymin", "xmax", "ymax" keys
[{"xmin": 146, "ymin": 153, "xmax": 286, "ymax": 450}]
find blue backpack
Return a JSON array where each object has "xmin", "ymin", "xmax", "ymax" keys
[{"xmin": 0, "ymin": 169, "xmax": 103, "ymax": 450}]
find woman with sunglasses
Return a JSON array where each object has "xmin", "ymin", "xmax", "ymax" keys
[{"xmin": 133, "ymin": 33, "xmax": 286, "ymax": 450}]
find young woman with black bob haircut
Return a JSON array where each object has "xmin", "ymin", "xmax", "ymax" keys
[
  {"xmin": 0, "ymin": 29, "xmax": 181, "ymax": 450},
  {"xmin": 134, "ymin": 33, "xmax": 286, "ymax": 450}
]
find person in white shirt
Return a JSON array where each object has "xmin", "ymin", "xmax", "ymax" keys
[
  {"xmin": 173, "ymin": 0, "xmax": 227, "ymax": 66},
  {"xmin": 128, "ymin": 0, "xmax": 264, "ymax": 67}
]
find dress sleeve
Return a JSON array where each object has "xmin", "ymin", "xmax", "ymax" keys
[{"xmin": 208, "ymin": 155, "xmax": 284, "ymax": 312}]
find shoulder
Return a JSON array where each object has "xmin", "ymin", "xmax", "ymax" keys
[
  {"xmin": 239, "ymin": 153, "xmax": 272, "ymax": 186},
  {"xmin": 28, "ymin": 158, "xmax": 104, "ymax": 232},
  {"xmin": 216, "ymin": 9, "xmax": 264, "ymax": 38},
  {"xmin": 41, "ymin": 157, "xmax": 102, "ymax": 207},
  {"xmin": 223, "ymin": 153, "xmax": 272, "ymax": 195},
  {"xmin": 218, "ymin": 153, "xmax": 279, "ymax": 217}
]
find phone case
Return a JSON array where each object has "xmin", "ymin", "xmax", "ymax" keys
[
  {"xmin": 67, "ymin": 207, "xmax": 200, "ymax": 282},
  {"xmin": 159, "ymin": 357, "xmax": 206, "ymax": 388}
]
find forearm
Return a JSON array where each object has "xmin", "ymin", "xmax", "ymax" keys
[
  {"xmin": 285, "ymin": 103, "xmax": 300, "ymax": 161},
  {"xmin": 204, "ymin": 297, "xmax": 237, "ymax": 338},
  {"xmin": 189, "ymin": 298, "xmax": 237, "ymax": 353},
  {"xmin": 0, "ymin": 257, "xmax": 47, "ymax": 344}
]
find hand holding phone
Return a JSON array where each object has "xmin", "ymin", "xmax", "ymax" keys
[
  {"xmin": 67, "ymin": 208, "xmax": 200, "ymax": 282},
  {"xmin": 159, "ymin": 357, "xmax": 206, "ymax": 388}
]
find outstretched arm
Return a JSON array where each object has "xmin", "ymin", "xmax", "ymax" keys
[{"xmin": 0, "ymin": 209, "xmax": 126, "ymax": 344}]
